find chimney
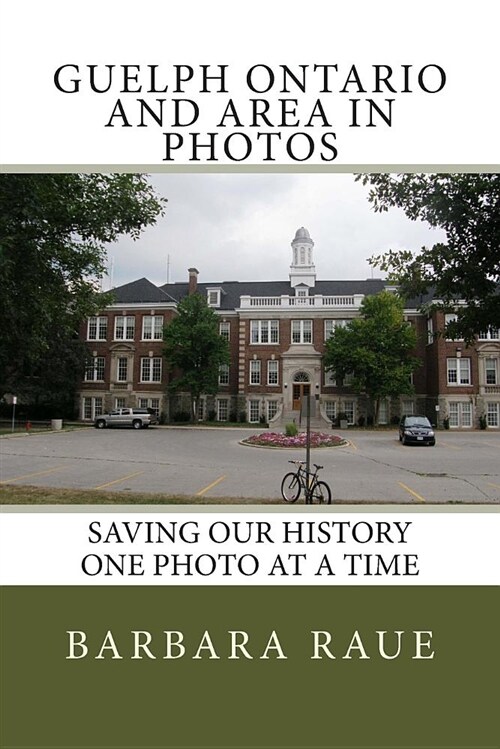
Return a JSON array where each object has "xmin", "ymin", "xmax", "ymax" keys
[{"xmin": 188, "ymin": 267, "xmax": 199, "ymax": 295}]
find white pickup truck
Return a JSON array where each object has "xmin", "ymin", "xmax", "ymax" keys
[{"xmin": 94, "ymin": 408, "xmax": 157, "ymax": 429}]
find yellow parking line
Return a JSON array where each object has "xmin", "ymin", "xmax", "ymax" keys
[
  {"xmin": 94, "ymin": 471, "xmax": 144, "ymax": 490},
  {"xmin": 487, "ymin": 482, "xmax": 500, "ymax": 490},
  {"xmin": 0, "ymin": 466, "xmax": 65, "ymax": 484},
  {"xmin": 347, "ymin": 440, "xmax": 358, "ymax": 450},
  {"xmin": 398, "ymin": 481, "xmax": 426, "ymax": 503},
  {"xmin": 196, "ymin": 475, "xmax": 226, "ymax": 496},
  {"xmin": 440, "ymin": 443, "xmax": 461, "ymax": 450}
]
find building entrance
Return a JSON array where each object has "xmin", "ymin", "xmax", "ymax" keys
[{"xmin": 292, "ymin": 372, "xmax": 311, "ymax": 410}]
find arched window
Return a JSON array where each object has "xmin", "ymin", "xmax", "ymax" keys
[{"xmin": 293, "ymin": 371, "xmax": 310, "ymax": 382}]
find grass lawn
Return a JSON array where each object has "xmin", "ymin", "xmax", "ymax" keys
[{"xmin": 0, "ymin": 484, "xmax": 280, "ymax": 505}]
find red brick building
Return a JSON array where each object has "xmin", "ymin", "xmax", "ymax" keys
[{"xmin": 78, "ymin": 228, "xmax": 500, "ymax": 429}]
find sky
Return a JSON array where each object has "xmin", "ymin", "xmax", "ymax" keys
[{"xmin": 106, "ymin": 173, "xmax": 446, "ymax": 289}]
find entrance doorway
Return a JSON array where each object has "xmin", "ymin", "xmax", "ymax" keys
[{"xmin": 292, "ymin": 372, "xmax": 311, "ymax": 410}]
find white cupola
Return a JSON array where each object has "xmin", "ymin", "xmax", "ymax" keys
[{"xmin": 289, "ymin": 226, "xmax": 316, "ymax": 288}]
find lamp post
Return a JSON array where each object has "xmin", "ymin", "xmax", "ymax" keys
[
  {"xmin": 305, "ymin": 395, "xmax": 311, "ymax": 503},
  {"xmin": 11, "ymin": 396, "xmax": 17, "ymax": 433}
]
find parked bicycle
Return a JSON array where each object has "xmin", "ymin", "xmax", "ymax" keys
[{"xmin": 281, "ymin": 460, "xmax": 332, "ymax": 504}]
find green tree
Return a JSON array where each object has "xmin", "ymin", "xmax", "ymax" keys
[
  {"xmin": 324, "ymin": 292, "xmax": 419, "ymax": 423},
  {"xmin": 0, "ymin": 173, "xmax": 165, "ymax": 401},
  {"xmin": 357, "ymin": 173, "xmax": 500, "ymax": 342},
  {"xmin": 163, "ymin": 293, "xmax": 230, "ymax": 421}
]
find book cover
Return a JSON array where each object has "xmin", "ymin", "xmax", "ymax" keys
[{"xmin": 0, "ymin": 2, "xmax": 499, "ymax": 748}]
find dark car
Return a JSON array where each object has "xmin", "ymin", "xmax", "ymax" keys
[{"xmin": 399, "ymin": 415, "xmax": 436, "ymax": 446}]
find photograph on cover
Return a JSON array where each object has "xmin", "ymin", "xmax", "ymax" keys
[{"xmin": 1, "ymin": 171, "xmax": 499, "ymax": 505}]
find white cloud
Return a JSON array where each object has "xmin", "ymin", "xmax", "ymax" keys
[{"xmin": 107, "ymin": 173, "xmax": 445, "ymax": 289}]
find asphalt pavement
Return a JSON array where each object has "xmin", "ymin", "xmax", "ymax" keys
[{"xmin": 1, "ymin": 426, "xmax": 500, "ymax": 503}]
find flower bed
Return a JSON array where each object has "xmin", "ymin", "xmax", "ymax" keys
[{"xmin": 242, "ymin": 431, "xmax": 347, "ymax": 448}]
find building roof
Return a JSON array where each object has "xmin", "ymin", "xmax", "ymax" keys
[
  {"xmin": 109, "ymin": 276, "xmax": 391, "ymax": 309},
  {"xmin": 111, "ymin": 277, "xmax": 177, "ymax": 304},
  {"xmin": 158, "ymin": 279, "xmax": 388, "ymax": 309}
]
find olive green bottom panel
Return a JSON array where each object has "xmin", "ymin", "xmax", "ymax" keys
[{"xmin": 0, "ymin": 586, "xmax": 498, "ymax": 749}]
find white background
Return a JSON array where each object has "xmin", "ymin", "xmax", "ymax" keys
[
  {"xmin": 1, "ymin": 512, "xmax": 498, "ymax": 585},
  {"xmin": 1, "ymin": 0, "xmax": 499, "ymax": 165}
]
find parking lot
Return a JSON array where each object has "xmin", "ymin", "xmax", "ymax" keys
[{"xmin": 1, "ymin": 426, "xmax": 500, "ymax": 503}]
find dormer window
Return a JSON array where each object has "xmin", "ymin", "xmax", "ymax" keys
[
  {"xmin": 207, "ymin": 288, "xmax": 221, "ymax": 307},
  {"xmin": 295, "ymin": 287, "xmax": 308, "ymax": 306}
]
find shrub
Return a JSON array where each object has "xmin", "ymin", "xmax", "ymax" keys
[
  {"xmin": 443, "ymin": 417, "xmax": 450, "ymax": 430},
  {"xmin": 207, "ymin": 409, "xmax": 216, "ymax": 422},
  {"xmin": 479, "ymin": 415, "xmax": 487, "ymax": 430},
  {"xmin": 238, "ymin": 410, "xmax": 247, "ymax": 423},
  {"xmin": 229, "ymin": 410, "xmax": 238, "ymax": 423},
  {"xmin": 367, "ymin": 414, "xmax": 374, "ymax": 426},
  {"xmin": 172, "ymin": 411, "xmax": 191, "ymax": 423},
  {"xmin": 357, "ymin": 415, "xmax": 366, "ymax": 427},
  {"xmin": 285, "ymin": 422, "xmax": 298, "ymax": 437}
]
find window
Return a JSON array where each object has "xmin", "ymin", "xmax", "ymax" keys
[
  {"xmin": 449, "ymin": 401, "xmax": 472, "ymax": 428},
  {"xmin": 207, "ymin": 289, "xmax": 221, "ymax": 307},
  {"xmin": 427, "ymin": 317, "xmax": 434, "ymax": 344},
  {"xmin": 138, "ymin": 397, "xmax": 160, "ymax": 417},
  {"xmin": 343, "ymin": 401, "xmax": 355, "ymax": 425},
  {"xmin": 291, "ymin": 319, "xmax": 312, "ymax": 343},
  {"xmin": 85, "ymin": 356, "xmax": 105, "ymax": 381},
  {"xmin": 117, "ymin": 357, "xmax": 128, "ymax": 382},
  {"xmin": 217, "ymin": 399, "xmax": 229, "ymax": 421},
  {"xmin": 444, "ymin": 313, "xmax": 461, "ymax": 340},
  {"xmin": 250, "ymin": 320, "xmax": 279, "ymax": 344},
  {"xmin": 219, "ymin": 364, "xmax": 229, "ymax": 385},
  {"xmin": 402, "ymin": 400, "xmax": 414, "ymax": 416},
  {"xmin": 447, "ymin": 357, "xmax": 471, "ymax": 385},
  {"xmin": 115, "ymin": 397, "xmax": 126, "ymax": 409},
  {"xmin": 295, "ymin": 288, "xmax": 308, "ymax": 305},
  {"xmin": 378, "ymin": 399, "xmax": 389, "ymax": 425},
  {"xmin": 87, "ymin": 316, "xmax": 107, "ymax": 341},
  {"xmin": 115, "ymin": 315, "xmax": 135, "ymax": 340},
  {"xmin": 267, "ymin": 360, "xmax": 279, "ymax": 385},
  {"xmin": 325, "ymin": 401, "xmax": 337, "ymax": 422},
  {"xmin": 141, "ymin": 357, "xmax": 162, "ymax": 382},
  {"xmin": 343, "ymin": 372, "xmax": 354, "ymax": 386},
  {"xmin": 479, "ymin": 328, "xmax": 500, "ymax": 340},
  {"xmin": 487, "ymin": 403, "xmax": 499, "ymax": 427},
  {"xmin": 142, "ymin": 315, "xmax": 164, "ymax": 340},
  {"xmin": 249, "ymin": 400, "xmax": 260, "ymax": 423},
  {"xmin": 219, "ymin": 322, "xmax": 230, "ymax": 340},
  {"xmin": 485, "ymin": 358, "xmax": 498, "ymax": 385},
  {"xmin": 324, "ymin": 319, "xmax": 349, "ymax": 340},
  {"xmin": 324, "ymin": 367, "xmax": 336, "ymax": 386},
  {"xmin": 82, "ymin": 396, "xmax": 103, "ymax": 420},
  {"xmin": 198, "ymin": 398, "xmax": 206, "ymax": 421},
  {"xmin": 249, "ymin": 360, "xmax": 261, "ymax": 385},
  {"xmin": 267, "ymin": 400, "xmax": 279, "ymax": 421}
]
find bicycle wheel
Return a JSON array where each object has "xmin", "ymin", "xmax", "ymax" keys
[
  {"xmin": 310, "ymin": 480, "xmax": 332, "ymax": 505},
  {"xmin": 281, "ymin": 472, "xmax": 301, "ymax": 503}
]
